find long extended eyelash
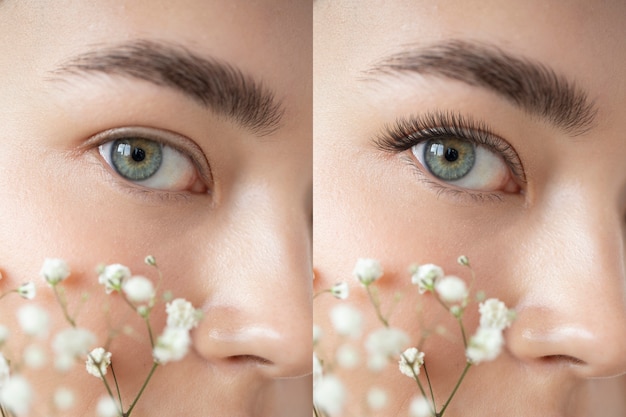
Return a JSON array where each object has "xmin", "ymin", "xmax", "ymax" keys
[{"xmin": 374, "ymin": 110, "xmax": 526, "ymax": 182}]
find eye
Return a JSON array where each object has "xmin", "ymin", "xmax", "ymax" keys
[
  {"xmin": 98, "ymin": 136, "xmax": 207, "ymax": 193},
  {"xmin": 412, "ymin": 137, "xmax": 517, "ymax": 192}
]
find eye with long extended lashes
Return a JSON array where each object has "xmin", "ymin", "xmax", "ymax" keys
[
  {"xmin": 93, "ymin": 127, "xmax": 211, "ymax": 195},
  {"xmin": 374, "ymin": 111, "xmax": 526, "ymax": 199}
]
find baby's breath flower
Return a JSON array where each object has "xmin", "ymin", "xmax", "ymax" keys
[
  {"xmin": 330, "ymin": 304, "xmax": 363, "ymax": 338},
  {"xmin": 466, "ymin": 327, "xmax": 504, "ymax": 364},
  {"xmin": 23, "ymin": 344, "xmax": 47, "ymax": 369},
  {"xmin": 96, "ymin": 395, "xmax": 120, "ymax": 417},
  {"xmin": 365, "ymin": 327, "xmax": 410, "ymax": 358},
  {"xmin": 17, "ymin": 282, "xmax": 36, "ymax": 300},
  {"xmin": 409, "ymin": 396, "xmax": 433, "ymax": 417},
  {"xmin": 54, "ymin": 387, "xmax": 75, "ymax": 411},
  {"xmin": 313, "ymin": 353, "xmax": 323, "ymax": 388},
  {"xmin": 457, "ymin": 255, "xmax": 470, "ymax": 266},
  {"xmin": 0, "ymin": 353, "xmax": 10, "ymax": 388},
  {"xmin": 86, "ymin": 347, "xmax": 112, "ymax": 378},
  {"xmin": 367, "ymin": 352, "xmax": 389, "ymax": 372},
  {"xmin": 336, "ymin": 343, "xmax": 360, "ymax": 369},
  {"xmin": 52, "ymin": 327, "xmax": 96, "ymax": 364},
  {"xmin": 0, "ymin": 375, "xmax": 33, "ymax": 415},
  {"xmin": 153, "ymin": 327, "xmax": 191, "ymax": 364},
  {"xmin": 352, "ymin": 258, "xmax": 383, "ymax": 286},
  {"xmin": 166, "ymin": 298, "xmax": 200, "ymax": 330},
  {"xmin": 144, "ymin": 255, "xmax": 157, "ymax": 266},
  {"xmin": 479, "ymin": 298, "xmax": 514, "ymax": 330},
  {"xmin": 313, "ymin": 324, "xmax": 323, "ymax": 345},
  {"xmin": 17, "ymin": 304, "xmax": 50, "ymax": 338},
  {"xmin": 122, "ymin": 276, "xmax": 155, "ymax": 303},
  {"xmin": 435, "ymin": 275, "xmax": 468, "ymax": 303},
  {"xmin": 367, "ymin": 387, "xmax": 388, "ymax": 411},
  {"xmin": 39, "ymin": 258, "xmax": 70, "ymax": 286},
  {"xmin": 330, "ymin": 282, "xmax": 349, "ymax": 299},
  {"xmin": 411, "ymin": 264, "xmax": 444, "ymax": 294},
  {"xmin": 98, "ymin": 264, "xmax": 131, "ymax": 294},
  {"xmin": 313, "ymin": 374, "xmax": 345, "ymax": 416},
  {"xmin": 398, "ymin": 347, "xmax": 425, "ymax": 378}
]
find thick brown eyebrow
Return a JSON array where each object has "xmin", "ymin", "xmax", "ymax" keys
[
  {"xmin": 48, "ymin": 40, "xmax": 284, "ymax": 136},
  {"xmin": 364, "ymin": 40, "xmax": 597, "ymax": 136}
]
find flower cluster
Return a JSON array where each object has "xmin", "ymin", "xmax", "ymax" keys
[
  {"xmin": 0, "ymin": 256, "xmax": 202, "ymax": 416},
  {"xmin": 314, "ymin": 256, "xmax": 515, "ymax": 417}
]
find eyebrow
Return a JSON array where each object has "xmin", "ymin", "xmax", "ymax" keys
[
  {"xmin": 48, "ymin": 40, "xmax": 284, "ymax": 136},
  {"xmin": 364, "ymin": 40, "xmax": 597, "ymax": 136}
]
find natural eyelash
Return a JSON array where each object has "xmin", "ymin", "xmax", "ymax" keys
[{"xmin": 374, "ymin": 110, "xmax": 526, "ymax": 183}]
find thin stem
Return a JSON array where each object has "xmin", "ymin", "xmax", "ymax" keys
[
  {"xmin": 90, "ymin": 353, "xmax": 118, "ymax": 411},
  {"xmin": 313, "ymin": 405, "xmax": 321, "ymax": 417},
  {"xmin": 365, "ymin": 285, "xmax": 388, "ymax": 327},
  {"xmin": 401, "ymin": 353, "xmax": 429, "ymax": 401},
  {"xmin": 110, "ymin": 362, "xmax": 123, "ymax": 411},
  {"xmin": 313, "ymin": 289, "xmax": 331, "ymax": 299},
  {"xmin": 438, "ymin": 362, "xmax": 471, "ymax": 416},
  {"xmin": 0, "ymin": 290, "xmax": 16, "ymax": 301},
  {"xmin": 124, "ymin": 362, "xmax": 159, "ymax": 416},
  {"xmin": 422, "ymin": 362, "xmax": 436, "ymax": 410},
  {"xmin": 53, "ymin": 286, "xmax": 76, "ymax": 327},
  {"xmin": 1, "ymin": 404, "xmax": 7, "ymax": 417},
  {"xmin": 143, "ymin": 317, "xmax": 154, "ymax": 348},
  {"xmin": 457, "ymin": 317, "xmax": 467, "ymax": 349}
]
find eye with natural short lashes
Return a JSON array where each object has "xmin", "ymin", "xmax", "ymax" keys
[
  {"xmin": 94, "ymin": 127, "xmax": 211, "ymax": 195},
  {"xmin": 375, "ymin": 111, "xmax": 526, "ymax": 198}
]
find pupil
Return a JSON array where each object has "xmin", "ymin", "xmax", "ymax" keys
[
  {"xmin": 445, "ymin": 147, "xmax": 458, "ymax": 162},
  {"xmin": 132, "ymin": 147, "xmax": 146, "ymax": 162}
]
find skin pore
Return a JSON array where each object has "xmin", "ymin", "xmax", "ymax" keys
[
  {"xmin": 314, "ymin": 1, "xmax": 626, "ymax": 416},
  {"xmin": 0, "ymin": 1, "xmax": 311, "ymax": 416}
]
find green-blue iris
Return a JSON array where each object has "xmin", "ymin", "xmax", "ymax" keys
[
  {"xmin": 423, "ymin": 138, "xmax": 475, "ymax": 181},
  {"xmin": 110, "ymin": 138, "xmax": 163, "ymax": 181}
]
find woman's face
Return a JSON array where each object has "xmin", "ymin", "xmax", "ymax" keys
[
  {"xmin": 0, "ymin": 1, "xmax": 311, "ymax": 416},
  {"xmin": 314, "ymin": 0, "xmax": 626, "ymax": 416}
]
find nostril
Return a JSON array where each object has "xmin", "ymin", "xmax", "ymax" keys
[{"xmin": 227, "ymin": 355, "xmax": 274, "ymax": 367}]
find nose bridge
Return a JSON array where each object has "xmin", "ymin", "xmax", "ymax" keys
[
  {"xmin": 508, "ymin": 183, "xmax": 626, "ymax": 377},
  {"xmin": 192, "ymin": 181, "xmax": 312, "ymax": 378}
]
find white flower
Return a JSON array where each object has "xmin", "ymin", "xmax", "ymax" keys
[
  {"xmin": 122, "ymin": 276, "xmax": 155, "ymax": 303},
  {"xmin": 330, "ymin": 282, "xmax": 349, "ymax": 299},
  {"xmin": 86, "ymin": 347, "xmax": 112, "ymax": 378},
  {"xmin": 98, "ymin": 264, "xmax": 131, "ymax": 294},
  {"xmin": 457, "ymin": 255, "xmax": 470, "ymax": 266},
  {"xmin": 367, "ymin": 387, "xmax": 388, "ymax": 411},
  {"xmin": 330, "ymin": 304, "xmax": 363, "ymax": 338},
  {"xmin": 153, "ymin": 327, "xmax": 191, "ymax": 364},
  {"xmin": 313, "ymin": 374, "xmax": 345, "ymax": 416},
  {"xmin": 367, "ymin": 352, "xmax": 389, "ymax": 372},
  {"xmin": 0, "ymin": 375, "xmax": 33, "ymax": 415},
  {"xmin": 17, "ymin": 304, "xmax": 49, "ymax": 338},
  {"xmin": 466, "ymin": 327, "xmax": 504, "ymax": 364},
  {"xmin": 54, "ymin": 387, "xmax": 75, "ymax": 411},
  {"xmin": 435, "ymin": 276, "xmax": 468, "ymax": 303},
  {"xmin": 411, "ymin": 264, "xmax": 444, "ymax": 293},
  {"xmin": 479, "ymin": 298, "xmax": 514, "ymax": 330},
  {"xmin": 23, "ymin": 344, "xmax": 47, "ymax": 369},
  {"xmin": 313, "ymin": 324, "xmax": 323, "ymax": 345},
  {"xmin": 166, "ymin": 298, "xmax": 200, "ymax": 330},
  {"xmin": 39, "ymin": 258, "xmax": 70, "ymax": 286},
  {"xmin": 352, "ymin": 258, "xmax": 383, "ymax": 285},
  {"xmin": 0, "ymin": 353, "xmax": 10, "ymax": 388},
  {"xmin": 365, "ymin": 327, "xmax": 410, "ymax": 358},
  {"xmin": 399, "ymin": 347, "xmax": 425, "ymax": 378},
  {"xmin": 96, "ymin": 395, "xmax": 119, "ymax": 417},
  {"xmin": 17, "ymin": 282, "xmax": 36, "ymax": 300},
  {"xmin": 52, "ymin": 328, "xmax": 96, "ymax": 368},
  {"xmin": 409, "ymin": 396, "xmax": 433, "ymax": 417},
  {"xmin": 0, "ymin": 325, "xmax": 10, "ymax": 346},
  {"xmin": 144, "ymin": 255, "xmax": 157, "ymax": 266},
  {"xmin": 336, "ymin": 343, "xmax": 360, "ymax": 369}
]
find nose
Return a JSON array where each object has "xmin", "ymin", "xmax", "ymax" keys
[
  {"xmin": 506, "ymin": 184, "xmax": 626, "ymax": 378},
  {"xmin": 191, "ymin": 183, "xmax": 312, "ymax": 378}
]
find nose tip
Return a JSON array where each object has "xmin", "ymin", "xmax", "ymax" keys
[{"xmin": 192, "ymin": 304, "xmax": 312, "ymax": 378}]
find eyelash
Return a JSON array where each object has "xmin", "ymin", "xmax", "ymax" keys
[{"xmin": 374, "ymin": 111, "xmax": 526, "ymax": 200}]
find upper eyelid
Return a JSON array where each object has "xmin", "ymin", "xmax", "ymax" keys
[{"xmin": 80, "ymin": 126, "xmax": 213, "ymax": 186}]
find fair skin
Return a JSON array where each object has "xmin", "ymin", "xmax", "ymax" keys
[
  {"xmin": 0, "ymin": 1, "xmax": 311, "ymax": 416},
  {"xmin": 314, "ymin": 1, "xmax": 626, "ymax": 416}
]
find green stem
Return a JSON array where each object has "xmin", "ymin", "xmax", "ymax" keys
[
  {"xmin": 144, "ymin": 317, "xmax": 154, "ymax": 348},
  {"xmin": 0, "ymin": 290, "xmax": 16, "ymax": 302},
  {"xmin": 313, "ymin": 289, "xmax": 331, "ymax": 300},
  {"xmin": 124, "ymin": 362, "xmax": 159, "ymax": 416},
  {"xmin": 422, "ymin": 362, "xmax": 436, "ymax": 411},
  {"xmin": 438, "ymin": 362, "xmax": 471, "ymax": 416},
  {"xmin": 366, "ymin": 285, "xmax": 388, "ymax": 327},
  {"xmin": 110, "ymin": 362, "xmax": 123, "ymax": 411},
  {"xmin": 457, "ymin": 317, "xmax": 467, "ymax": 349},
  {"xmin": 313, "ymin": 405, "xmax": 321, "ymax": 417},
  {"xmin": 53, "ymin": 286, "xmax": 76, "ymax": 327}
]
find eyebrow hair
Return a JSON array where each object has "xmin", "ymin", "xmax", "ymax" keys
[
  {"xmin": 364, "ymin": 40, "xmax": 597, "ymax": 136},
  {"xmin": 49, "ymin": 40, "xmax": 284, "ymax": 136}
]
